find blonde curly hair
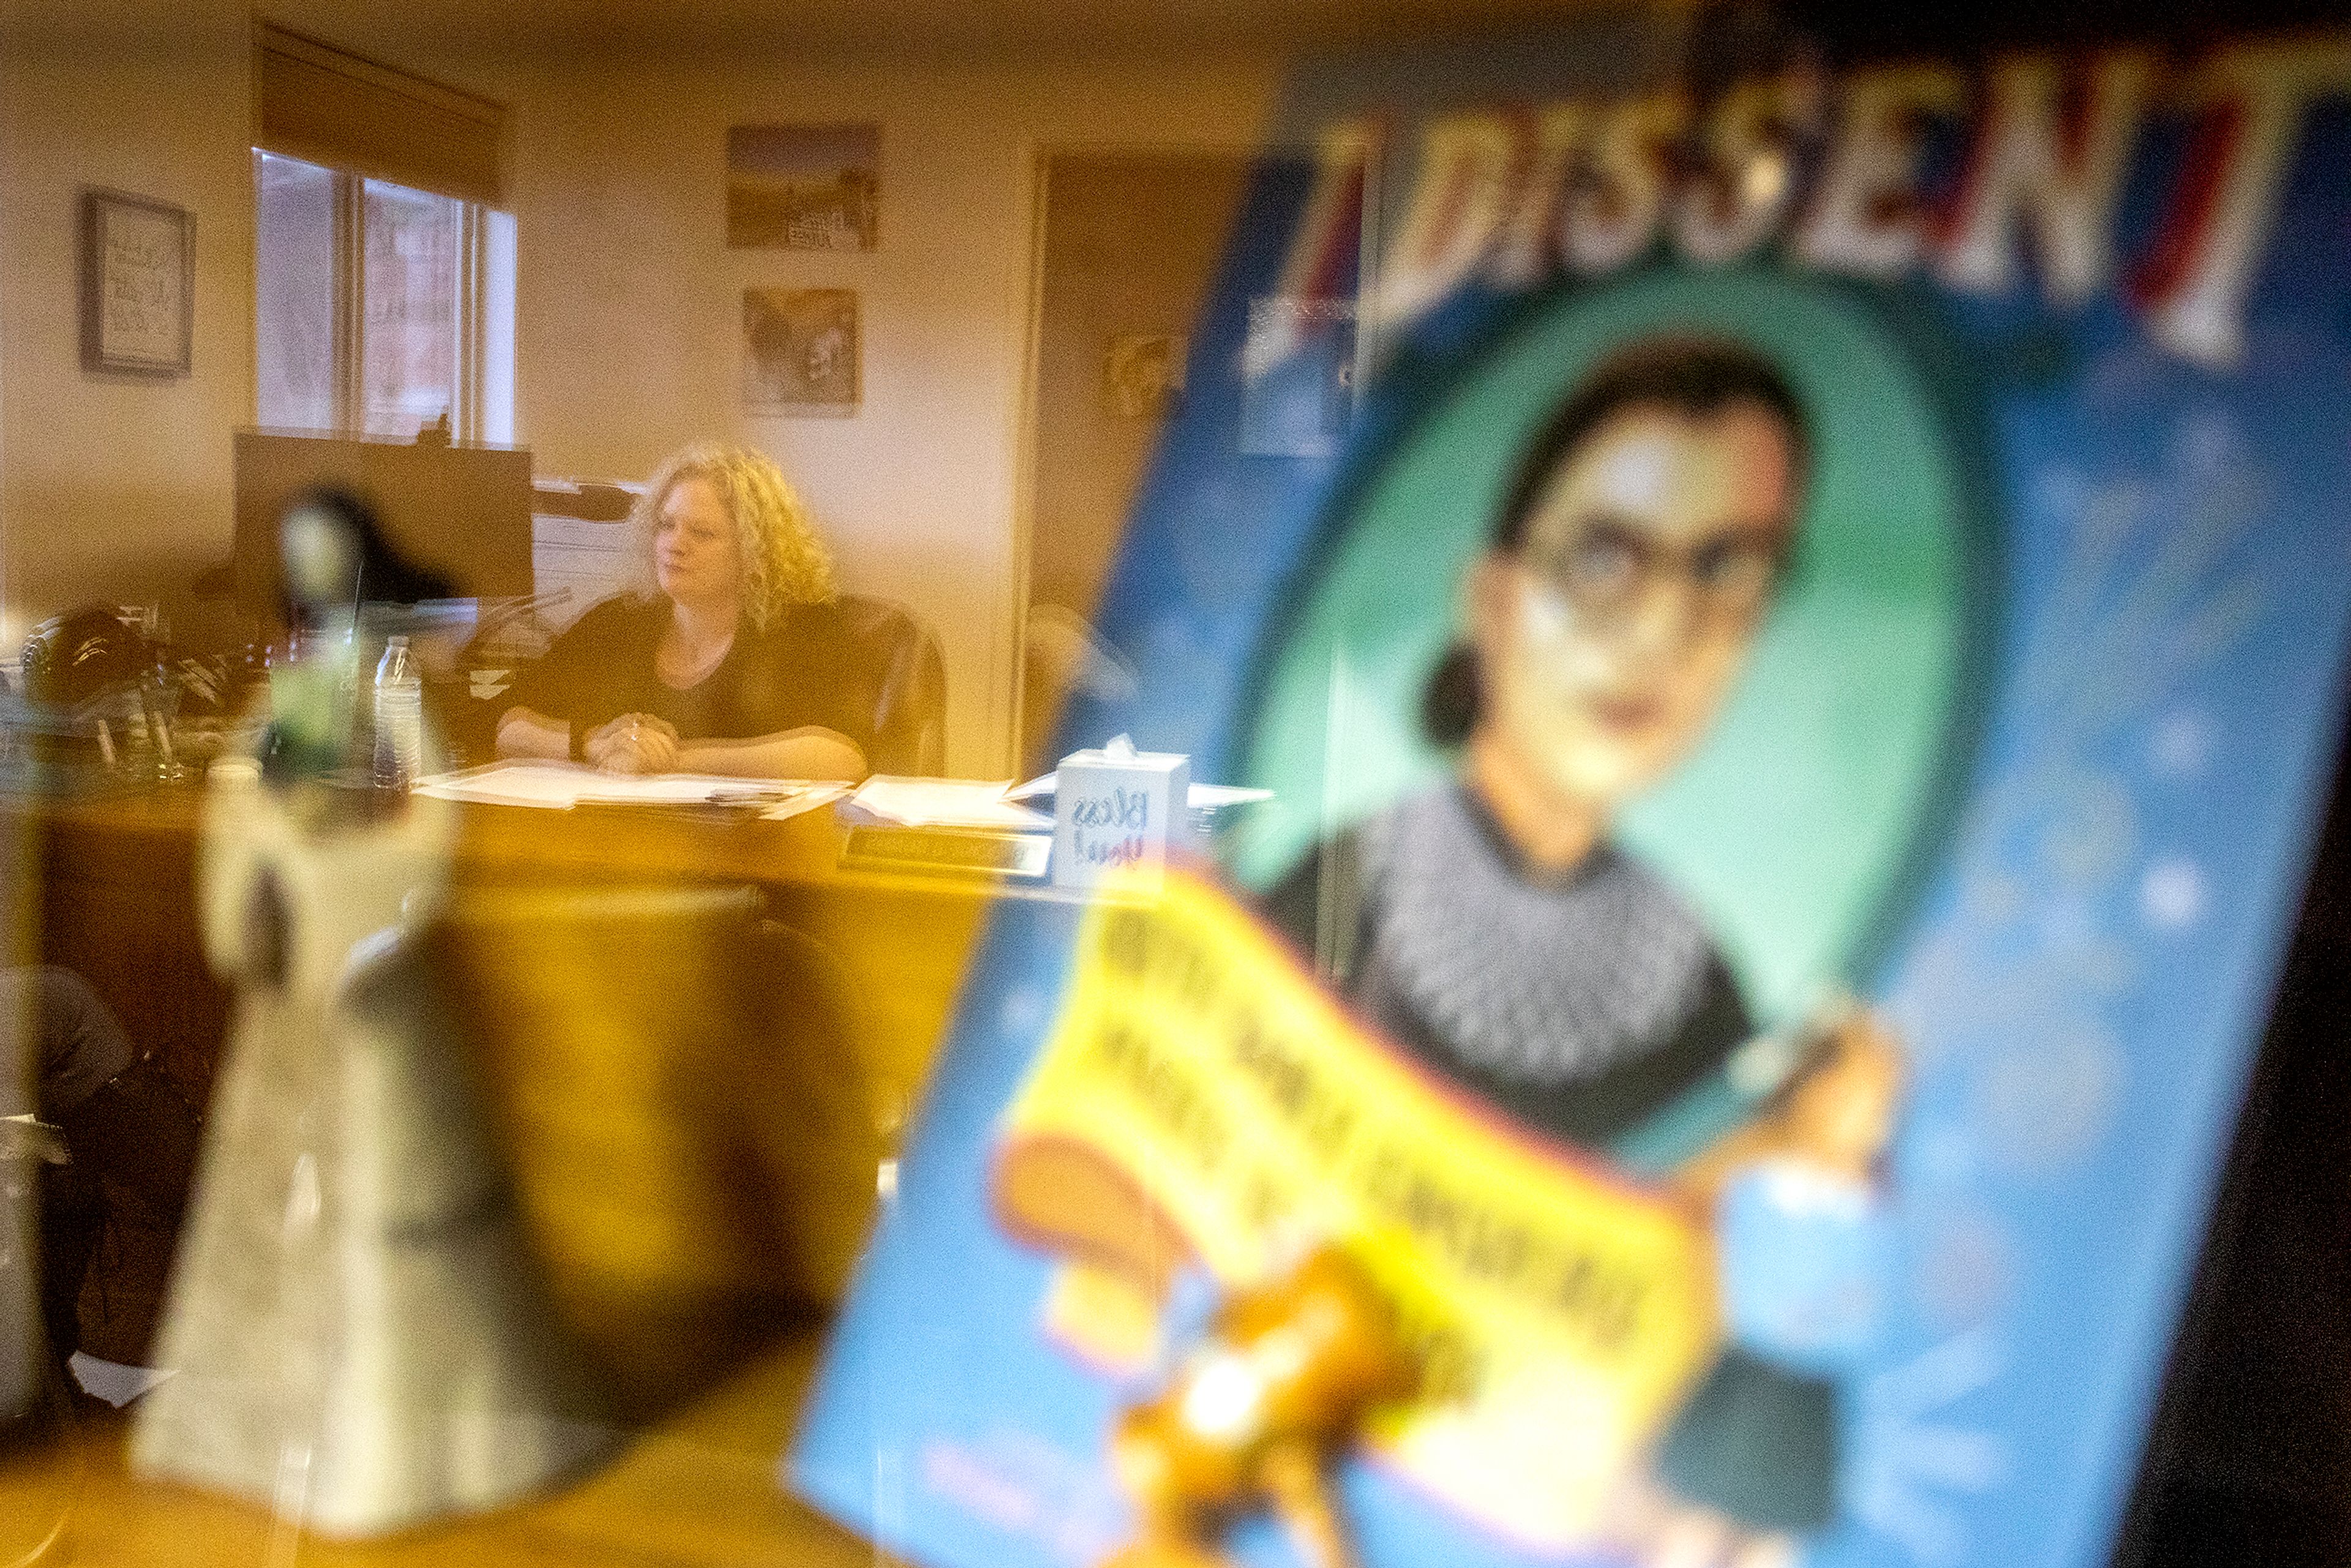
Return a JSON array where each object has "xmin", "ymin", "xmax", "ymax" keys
[{"xmin": 629, "ymin": 441, "xmax": 837, "ymax": 629}]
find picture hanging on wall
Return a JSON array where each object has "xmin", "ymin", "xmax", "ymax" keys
[
  {"xmin": 1104, "ymin": 333, "xmax": 1187, "ymax": 419},
  {"xmin": 744, "ymin": 287, "xmax": 860, "ymax": 415},
  {"xmin": 726, "ymin": 124, "xmax": 879, "ymax": 250},
  {"xmin": 80, "ymin": 187, "xmax": 193, "ymax": 377}
]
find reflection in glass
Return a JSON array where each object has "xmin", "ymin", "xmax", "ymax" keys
[
  {"xmin": 361, "ymin": 179, "xmax": 462, "ymax": 440},
  {"xmin": 254, "ymin": 151, "xmax": 335, "ymax": 432}
]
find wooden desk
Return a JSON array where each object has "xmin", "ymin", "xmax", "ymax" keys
[
  {"xmin": 0, "ymin": 1330, "xmax": 889, "ymax": 1568},
  {"xmin": 27, "ymin": 785, "xmax": 1014, "ymax": 1118},
  {"xmin": 27, "ymin": 789, "xmax": 233, "ymax": 1109},
  {"xmin": 8, "ymin": 781, "xmax": 1029, "ymax": 1561}
]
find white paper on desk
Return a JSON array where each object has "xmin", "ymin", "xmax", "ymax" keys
[
  {"xmin": 574, "ymin": 775, "xmax": 793, "ymax": 805},
  {"xmin": 1188, "ymin": 783, "xmax": 1275, "ymax": 809},
  {"xmin": 413, "ymin": 761, "xmax": 604, "ymax": 807},
  {"xmin": 846, "ymin": 776, "xmax": 1052, "ymax": 830},
  {"xmin": 1000, "ymin": 772, "xmax": 1273, "ymax": 811},
  {"xmin": 415, "ymin": 761, "xmax": 794, "ymax": 809},
  {"xmin": 758, "ymin": 782, "xmax": 850, "ymax": 822}
]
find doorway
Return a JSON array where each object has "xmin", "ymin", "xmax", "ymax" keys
[{"xmin": 1018, "ymin": 148, "xmax": 1254, "ymax": 775}]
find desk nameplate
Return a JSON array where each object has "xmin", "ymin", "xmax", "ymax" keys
[{"xmin": 838, "ymin": 825, "xmax": 1051, "ymax": 879}]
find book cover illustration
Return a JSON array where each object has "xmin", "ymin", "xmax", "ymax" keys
[{"xmin": 796, "ymin": 23, "xmax": 2351, "ymax": 1568}]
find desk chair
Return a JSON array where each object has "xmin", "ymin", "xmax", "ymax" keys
[
  {"xmin": 0, "ymin": 988, "xmax": 38, "ymax": 1427},
  {"xmin": 834, "ymin": 594, "xmax": 947, "ymax": 777},
  {"xmin": 444, "ymin": 590, "xmax": 946, "ymax": 775},
  {"xmin": 427, "ymin": 885, "xmax": 883, "ymax": 1422}
]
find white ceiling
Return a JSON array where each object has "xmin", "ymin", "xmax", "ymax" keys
[
  {"xmin": 361, "ymin": 0, "xmax": 1624, "ymax": 57},
  {"xmin": 9, "ymin": 0, "xmax": 1640, "ymax": 65}
]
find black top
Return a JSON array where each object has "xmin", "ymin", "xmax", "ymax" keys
[
  {"xmin": 507, "ymin": 594, "xmax": 878, "ymax": 754},
  {"xmin": 1261, "ymin": 783, "xmax": 1750, "ymax": 1153}
]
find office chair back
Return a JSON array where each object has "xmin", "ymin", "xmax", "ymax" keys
[
  {"xmin": 425, "ymin": 884, "xmax": 882, "ymax": 1420},
  {"xmin": 836, "ymin": 593, "xmax": 946, "ymax": 776}
]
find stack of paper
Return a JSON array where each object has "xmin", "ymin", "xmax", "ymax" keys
[
  {"xmin": 411, "ymin": 761, "xmax": 847, "ymax": 818},
  {"xmin": 842, "ymin": 777, "xmax": 1052, "ymax": 831}
]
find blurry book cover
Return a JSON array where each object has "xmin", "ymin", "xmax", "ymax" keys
[
  {"xmin": 795, "ymin": 18, "xmax": 2351, "ymax": 1568},
  {"xmin": 1240, "ymin": 297, "xmax": 1355, "ymax": 456}
]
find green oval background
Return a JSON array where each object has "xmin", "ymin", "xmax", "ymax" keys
[{"xmin": 1229, "ymin": 269, "xmax": 1975, "ymax": 1022}]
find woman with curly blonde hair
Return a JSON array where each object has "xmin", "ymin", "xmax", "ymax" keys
[{"xmin": 497, "ymin": 442, "xmax": 869, "ymax": 779}]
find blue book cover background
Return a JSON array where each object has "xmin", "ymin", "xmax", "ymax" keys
[{"xmin": 794, "ymin": 21, "xmax": 2351, "ymax": 1568}]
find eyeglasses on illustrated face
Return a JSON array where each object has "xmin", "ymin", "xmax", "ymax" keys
[{"xmin": 1517, "ymin": 516, "xmax": 1792, "ymax": 631}]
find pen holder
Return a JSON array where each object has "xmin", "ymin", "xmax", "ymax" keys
[{"xmin": 1051, "ymin": 745, "xmax": 1190, "ymax": 893}]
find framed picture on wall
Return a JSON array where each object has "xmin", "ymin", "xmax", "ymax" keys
[
  {"xmin": 1105, "ymin": 333, "xmax": 1187, "ymax": 419},
  {"xmin": 80, "ymin": 188, "xmax": 193, "ymax": 377},
  {"xmin": 744, "ymin": 287, "xmax": 860, "ymax": 415},
  {"xmin": 727, "ymin": 124, "xmax": 879, "ymax": 250}
]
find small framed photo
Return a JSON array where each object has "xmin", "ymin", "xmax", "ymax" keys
[
  {"xmin": 744, "ymin": 287, "xmax": 860, "ymax": 415},
  {"xmin": 80, "ymin": 189, "xmax": 194, "ymax": 377},
  {"xmin": 727, "ymin": 124, "xmax": 880, "ymax": 251},
  {"xmin": 1105, "ymin": 333, "xmax": 1187, "ymax": 419}
]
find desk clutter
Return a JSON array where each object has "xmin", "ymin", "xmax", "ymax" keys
[
  {"xmin": 403, "ymin": 749, "xmax": 1272, "ymax": 888},
  {"xmin": 415, "ymin": 760, "xmax": 849, "ymax": 818},
  {"xmin": 0, "ymin": 571, "xmax": 947, "ymax": 801},
  {"xmin": 0, "ymin": 590, "xmax": 1257, "ymax": 901},
  {"xmin": 831, "ymin": 746, "xmax": 1272, "ymax": 885}
]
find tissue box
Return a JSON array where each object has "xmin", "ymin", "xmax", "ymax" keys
[{"xmin": 1051, "ymin": 745, "xmax": 1190, "ymax": 892}]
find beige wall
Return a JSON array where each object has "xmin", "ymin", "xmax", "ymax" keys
[
  {"xmin": 0, "ymin": 0, "xmax": 256, "ymax": 651},
  {"xmin": 211, "ymin": 12, "xmax": 1284, "ymax": 775},
  {"xmin": 492, "ymin": 51, "xmax": 1279, "ymax": 775},
  {"xmin": 0, "ymin": 7, "xmax": 1280, "ymax": 772}
]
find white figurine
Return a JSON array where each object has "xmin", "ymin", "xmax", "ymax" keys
[{"xmin": 132, "ymin": 745, "xmax": 615, "ymax": 1536}]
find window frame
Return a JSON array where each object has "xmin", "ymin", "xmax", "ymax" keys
[{"xmin": 254, "ymin": 149, "xmax": 504, "ymax": 444}]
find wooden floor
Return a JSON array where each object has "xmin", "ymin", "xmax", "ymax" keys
[{"xmin": 0, "ymin": 1331, "xmax": 887, "ymax": 1567}]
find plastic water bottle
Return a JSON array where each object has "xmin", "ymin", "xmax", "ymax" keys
[{"xmin": 373, "ymin": 635, "xmax": 425, "ymax": 788}]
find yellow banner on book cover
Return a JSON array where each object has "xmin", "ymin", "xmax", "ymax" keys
[{"xmin": 997, "ymin": 866, "xmax": 1721, "ymax": 1545}]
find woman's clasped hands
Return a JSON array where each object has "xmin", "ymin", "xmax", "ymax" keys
[{"xmin": 584, "ymin": 712, "xmax": 681, "ymax": 775}]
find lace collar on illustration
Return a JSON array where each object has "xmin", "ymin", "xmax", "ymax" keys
[{"xmin": 1358, "ymin": 784, "xmax": 1717, "ymax": 1086}]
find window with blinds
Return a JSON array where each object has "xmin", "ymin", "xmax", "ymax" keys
[{"xmin": 252, "ymin": 26, "xmax": 516, "ymax": 444}]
